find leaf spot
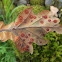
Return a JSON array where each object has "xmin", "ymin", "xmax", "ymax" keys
[
  {"xmin": 53, "ymin": 20, "xmax": 57, "ymax": 23},
  {"xmin": 24, "ymin": 9, "xmax": 29, "ymax": 14},
  {"xmin": 40, "ymin": 21, "xmax": 44, "ymax": 24}
]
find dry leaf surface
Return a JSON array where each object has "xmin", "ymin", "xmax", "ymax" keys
[{"xmin": 0, "ymin": 6, "xmax": 61, "ymax": 54}]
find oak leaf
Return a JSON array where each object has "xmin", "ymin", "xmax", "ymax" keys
[{"xmin": 0, "ymin": 6, "xmax": 61, "ymax": 54}]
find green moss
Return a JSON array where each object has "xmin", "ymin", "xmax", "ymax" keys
[
  {"xmin": 32, "ymin": 5, "xmax": 46, "ymax": 14},
  {"xmin": 0, "ymin": 41, "xmax": 17, "ymax": 62},
  {"xmin": 12, "ymin": 5, "xmax": 46, "ymax": 19},
  {"xmin": 42, "ymin": 32, "xmax": 62, "ymax": 62},
  {"xmin": 30, "ymin": 0, "xmax": 45, "ymax": 5}
]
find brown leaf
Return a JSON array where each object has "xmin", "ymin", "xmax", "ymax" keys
[
  {"xmin": 0, "ymin": 31, "xmax": 16, "ymax": 42},
  {"xmin": 38, "ymin": 10, "xmax": 50, "ymax": 17},
  {"xmin": 13, "ymin": 27, "xmax": 48, "ymax": 45},
  {"xmin": 0, "ymin": 21, "xmax": 5, "ymax": 30},
  {"xmin": 0, "ymin": 6, "xmax": 61, "ymax": 54},
  {"xmin": 14, "ymin": 7, "xmax": 33, "ymax": 26},
  {"xmin": 50, "ymin": 6, "xmax": 59, "ymax": 17},
  {"xmin": 44, "ymin": 24, "xmax": 62, "ymax": 34},
  {"xmin": 12, "ymin": 27, "xmax": 48, "ymax": 54},
  {"xmin": 19, "ymin": 11, "xmax": 42, "ymax": 28},
  {"xmin": 30, "ymin": 17, "xmax": 60, "ymax": 27}
]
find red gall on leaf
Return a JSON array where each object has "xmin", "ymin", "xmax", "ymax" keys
[
  {"xmin": 48, "ymin": 19, "xmax": 51, "ymax": 22},
  {"xmin": 22, "ymin": 47, "xmax": 26, "ymax": 51},
  {"xmin": 20, "ymin": 33, "xmax": 25, "ymax": 37},
  {"xmin": 25, "ymin": 48, "xmax": 29, "ymax": 52},
  {"xmin": 43, "ymin": 15, "xmax": 47, "ymax": 19},
  {"xmin": 15, "ymin": 19, "xmax": 23, "ymax": 26},
  {"xmin": 31, "ymin": 20, "xmax": 33, "ymax": 22},
  {"xmin": 15, "ymin": 21, "xmax": 19, "ymax": 25},
  {"xmin": 18, "ymin": 43, "xmax": 21, "ymax": 46},
  {"xmin": 28, "ymin": 34, "xmax": 31, "ymax": 36},
  {"xmin": 40, "ymin": 21, "xmax": 44, "ymax": 24},
  {"xmin": 34, "ymin": 16, "xmax": 37, "ymax": 19},
  {"xmin": 28, "ymin": 41, "xmax": 32, "ymax": 44},
  {"xmin": 46, "ymin": 28, "xmax": 49, "ymax": 31},
  {"xmin": 53, "ymin": 20, "xmax": 57, "ymax": 23},
  {"xmin": 18, "ymin": 20, "xmax": 23, "ymax": 24},
  {"xmin": 23, "ymin": 39, "xmax": 25, "ymax": 41},
  {"xmin": 29, "ymin": 15, "xmax": 33, "ymax": 19},
  {"xmin": 24, "ymin": 9, "xmax": 29, "ymax": 14},
  {"xmin": 42, "ymin": 34, "xmax": 45, "ymax": 36},
  {"xmin": 40, "ymin": 41, "xmax": 42, "ymax": 43},
  {"xmin": 26, "ymin": 45, "xmax": 29, "ymax": 48},
  {"xmin": 25, "ymin": 35, "xmax": 28, "ymax": 38},
  {"xmin": 19, "ymin": 16, "xmax": 23, "ymax": 20},
  {"xmin": 30, "ymin": 38, "xmax": 34, "ymax": 42}
]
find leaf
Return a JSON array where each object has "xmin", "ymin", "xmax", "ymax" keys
[
  {"xmin": 44, "ymin": 25, "xmax": 62, "ymax": 34},
  {"xmin": 0, "ymin": 6, "xmax": 61, "ymax": 54},
  {"xmin": 0, "ymin": 21, "xmax": 5, "ymax": 29},
  {"xmin": 13, "ymin": 27, "xmax": 48, "ymax": 54},
  {"xmin": 50, "ymin": 6, "xmax": 59, "ymax": 17}
]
